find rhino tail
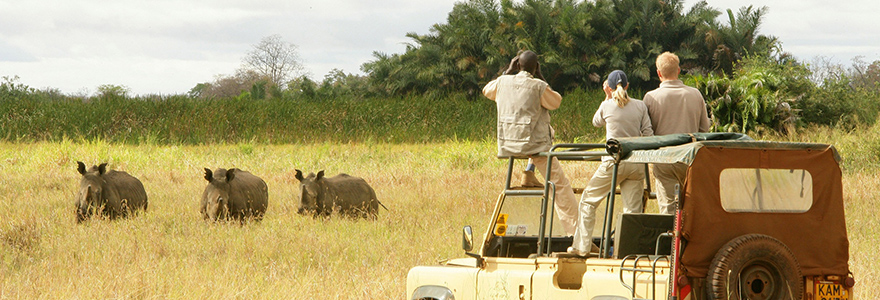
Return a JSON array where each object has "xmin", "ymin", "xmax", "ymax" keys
[{"xmin": 368, "ymin": 188, "xmax": 386, "ymax": 211}]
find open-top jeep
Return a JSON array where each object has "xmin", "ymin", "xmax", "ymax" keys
[{"xmin": 407, "ymin": 133, "xmax": 855, "ymax": 300}]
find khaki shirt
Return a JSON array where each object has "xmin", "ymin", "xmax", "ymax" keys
[
  {"xmin": 643, "ymin": 80, "xmax": 711, "ymax": 135},
  {"xmin": 483, "ymin": 71, "xmax": 562, "ymax": 157},
  {"xmin": 482, "ymin": 71, "xmax": 562, "ymax": 109}
]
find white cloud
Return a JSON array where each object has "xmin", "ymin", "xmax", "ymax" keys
[
  {"xmin": 704, "ymin": 0, "xmax": 880, "ymax": 63},
  {"xmin": 0, "ymin": 0, "xmax": 458, "ymax": 94},
  {"xmin": 0, "ymin": 0, "xmax": 878, "ymax": 95},
  {"xmin": 0, "ymin": 40, "xmax": 36, "ymax": 62}
]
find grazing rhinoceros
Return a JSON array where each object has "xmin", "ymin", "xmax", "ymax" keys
[
  {"xmin": 201, "ymin": 168, "xmax": 268, "ymax": 222},
  {"xmin": 75, "ymin": 162, "xmax": 148, "ymax": 223},
  {"xmin": 295, "ymin": 170, "xmax": 386, "ymax": 219}
]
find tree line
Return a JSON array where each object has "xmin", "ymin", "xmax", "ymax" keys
[
  {"xmin": 361, "ymin": 0, "xmax": 777, "ymax": 96},
  {"xmin": 191, "ymin": 0, "xmax": 779, "ymax": 100},
  {"xmin": 355, "ymin": 0, "xmax": 879, "ymax": 133},
  {"xmin": 3, "ymin": 0, "xmax": 879, "ymax": 136}
]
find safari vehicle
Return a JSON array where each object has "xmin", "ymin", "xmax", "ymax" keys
[{"xmin": 407, "ymin": 133, "xmax": 855, "ymax": 300}]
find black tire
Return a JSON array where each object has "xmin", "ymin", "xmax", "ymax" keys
[{"xmin": 707, "ymin": 234, "xmax": 803, "ymax": 300}]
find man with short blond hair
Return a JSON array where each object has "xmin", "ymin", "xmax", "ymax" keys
[
  {"xmin": 656, "ymin": 51, "xmax": 681, "ymax": 79},
  {"xmin": 644, "ymin": 51, "xmax": 711, "ymax": 214}
]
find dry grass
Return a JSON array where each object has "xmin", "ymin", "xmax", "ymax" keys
[
  {"xmin": 0, "ymin": 139, "xmax": 876, "ymax": 298},
  {"xmin": 0, "ymin": 140, "xmax": 505, "ymax": 299},
  {"xmin": 841, "ymin": 172, "xmax": 879, "ymax": 296}
]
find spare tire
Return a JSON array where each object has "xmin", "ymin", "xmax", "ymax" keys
[{"xmin": 707, "ymin": 234, "xmax": 803, "ymax": 300}]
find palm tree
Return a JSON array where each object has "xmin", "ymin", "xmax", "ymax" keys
[
  {"xmin": 361, "ymin": 0, "xmax": 771, "ymax": 97},
  {"xmin": 702, "ymin": 5, "xmax": 777, "ymax": 75}
]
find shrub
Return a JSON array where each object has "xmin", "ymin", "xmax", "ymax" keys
[
  {"xmin": 686, "ymin": 55, "xmax": 812, "ymax": 134},
  {"xmin": 797, "ymin": 57, "xmax": 880, "ymax": 130}
]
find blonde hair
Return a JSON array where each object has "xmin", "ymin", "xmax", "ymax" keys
[
  {"xmin": 656, "ymin": 52, "xmax": 681, "ymax": 79},
  {"xmin": 611, "ymin": 84, "xmax": 630, "ymax": 108}
]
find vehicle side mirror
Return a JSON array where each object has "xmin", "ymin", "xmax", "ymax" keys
[{"xmin": 462, "ymin": 226, "xmax": 474, "ymax": 252}]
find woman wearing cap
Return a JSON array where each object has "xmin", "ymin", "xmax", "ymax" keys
[{"xmin": 568, "ymin": 70, "xmax": 653, "ymax": 256}]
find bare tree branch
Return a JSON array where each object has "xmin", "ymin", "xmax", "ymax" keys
[{"xmin": 243, "ymin": 34, "xmax": 304, "ymax": 87}]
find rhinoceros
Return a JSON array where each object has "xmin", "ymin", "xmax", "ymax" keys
[
  {"xmin": 75, "ymin": 162, "xmax": 148, "ymax": 223},
  {"xmin": 295, "ymin": 170, "xmax": 386, "ymax": 219},
  {"xmin": 201, "ymin": 168, "xmax": 268, "ymax": 222}
]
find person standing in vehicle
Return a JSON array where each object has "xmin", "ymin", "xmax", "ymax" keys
[
  {"xmin": 482, "ymin": 50, "xmax": 578, "ymax": 235},
  {"xmin": 643, "ymin": 52, "xmax": 711, "ymax": 214},
  {"xmin": 568, "ymin": 70, "xmax": 653, "ymax": 256}
]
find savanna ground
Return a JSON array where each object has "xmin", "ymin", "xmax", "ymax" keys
[{"xmin": 0, "ymin": 133, "xmax": 878, "ymax": 298}]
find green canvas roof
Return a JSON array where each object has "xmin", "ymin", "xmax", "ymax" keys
[{"xmin": 606, "ymin": 133, "xmax": 840, "ymax": 165}]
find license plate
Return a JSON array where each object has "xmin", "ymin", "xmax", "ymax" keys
[{"xmin": 815, "ymin": 281, "xmax": 848, "ymax": 300}]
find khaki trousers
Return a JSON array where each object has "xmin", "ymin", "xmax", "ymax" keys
[
  {"xmin": 652, "ymin": 163, "xmax": 688, "ymax": 214},
  {"xmin": 571, "ymin": 161, "xmax": 645, "ymax": 252},
  {"xmin": 531, "ymin": 156, "xmax": 577, "ymax": 235}
]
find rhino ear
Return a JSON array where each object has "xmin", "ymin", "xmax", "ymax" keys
[
  {"xmin": 226, "ymin": 168, "xmax": 236, "ymax": 182},
  {"xmin": 316, "ymin": 170, "xmax": 325, "ymax": 181},
  {"xmin": 97, "ymin": 163, "xmax": 108, "ymax": 175},
  {"xmin": 204, "ymin": 168, "xmax": 213, "ymax": 182},
  {"xmin": 77, "ymin": 161, "xmax": 87, "ymax": 175},
  {"xmin": 295, "ymin": 169, "xmax": 304, "ymax": 182}
]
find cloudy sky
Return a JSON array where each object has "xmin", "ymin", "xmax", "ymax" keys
[{"xmin": 1, "ymin": 0, "xmax": 879, "ymax": 95}]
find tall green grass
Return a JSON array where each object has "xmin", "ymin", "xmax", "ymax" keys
[{"xmin": 0, "ymin": 90, "xmax": 607, "ymax": 145}]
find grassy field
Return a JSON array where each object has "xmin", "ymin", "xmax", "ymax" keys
[
  {"xmin": 0, "ymin": 137, "xmax": 877, "ymax": 298},
  {"xmin": 0, "ymin": 140, "xmax": 507, "ymax": 299}
]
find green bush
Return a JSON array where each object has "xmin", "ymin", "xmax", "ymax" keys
[
  {"xmin": 686, "ymin": 55, "xmax": 812, "ymax": 134},
  {"xmin": 796, "ymin": 75, "xmax": 880, "ymax": 131}
]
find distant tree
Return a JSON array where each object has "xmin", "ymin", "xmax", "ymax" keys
[
  {"xmin": 243, "ymin": 34, "xmax": 304, "ymax": 87},
  {"xmin": 0, "ymin": 75, "xmax": 36, "ymax": 99},
  {"xmin": 592, "ymin": 0, "xmax": 711, "ymax": 84},
  {"xmin": 194, "ymin": 69, "xmax": 266, "ymax": 99},
  {"xmin": 188, "ymin": 83, "xmax": 209, "ymax": 98},
  {"xmin": 799, "ymin": 57, "xmax": 880, "ymax": 129},
  {"xmin": 848, "ymin": 57, "xmax": 880, "ymax": 91},
  {"xmin": 687, "ymin": 55, "xmax": 812, "ymax": 133},
  {"xmin": 318, "ymin": 69, "xmax": 370, "ymax": 99},
  {"xmin": 250, "ymin": 79, "xmax": 269, "ymax": 100},
  {"xmin": 688, "ymin": 5, "xmax": 778, "ymax": 75},
  {"xmin": 286, "ymin": 76, "xmax": 318, "ymax": 99},
  {"xmin": 95, "ymin": 84, "xmax": 131, "ymax": 98}
]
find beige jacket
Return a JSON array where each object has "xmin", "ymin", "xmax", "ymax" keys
[
  {"xmin": 643, "ymin": 80, "xmax": 711, "ymax": 135},
  {"xmin": 483, "ymin": 71, "xmax": 562, "ymax": 157}
]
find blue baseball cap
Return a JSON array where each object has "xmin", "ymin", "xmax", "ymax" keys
[{"xmin": 606, "ymin": 70, "xmax": 628, "ymax": 89}]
